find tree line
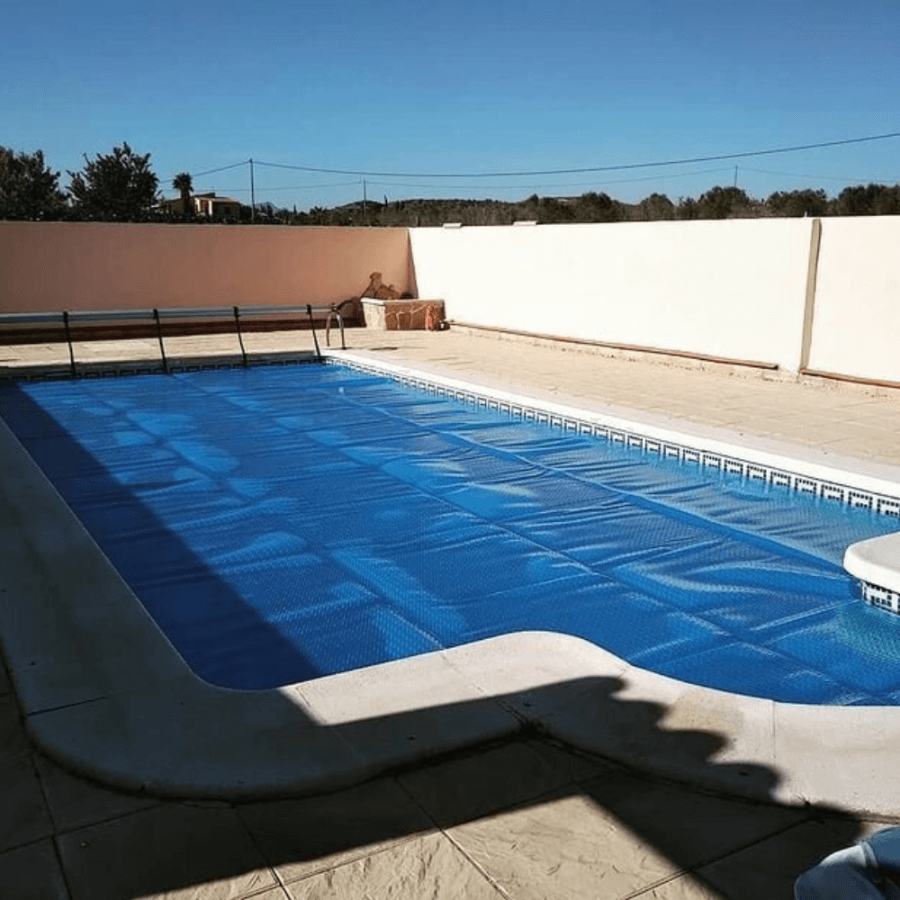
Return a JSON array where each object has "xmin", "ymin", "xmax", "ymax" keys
[
  {"xmin": 306, "ymin": 184, "xmax": 900, "ymax": 226},
  {"xmin": 3, "ymin": 142, "xmax": 899, "ymax": 224}
]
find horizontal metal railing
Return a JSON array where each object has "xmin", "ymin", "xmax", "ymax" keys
[{"xmin": 0, "ymin": 303, "xmax": 349, "ymax": 374}]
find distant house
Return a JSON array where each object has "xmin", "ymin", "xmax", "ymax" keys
[{"xmin": 159, "ymin": 192, "xmax": 243, "ymax": 220}]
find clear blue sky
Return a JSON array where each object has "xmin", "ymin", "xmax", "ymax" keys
[{"xmin": 2, "ymin": 0, "xmax": 899, "ymax": 211}]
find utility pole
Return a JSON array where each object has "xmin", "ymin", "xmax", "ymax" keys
[
  {"xmin": 734, "ymin": 165, "xmax": 738, "ymax": 188},
  {"xmin": 363, "ymin": 179, "xmax": 368, "ymax": 226},
  {"xmin": 250, "ymin": 158, "xmax": 256, "ymax": 222}
]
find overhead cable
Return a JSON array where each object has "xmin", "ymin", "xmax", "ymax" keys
[
  {"xmin": 250, "ymin": 130, "xmax": 900, "ymax": 178},
  {"xmin": 365, "ymin": 166, "xmax": 735, "ymax": 193},
  {"xmin": 191, "ymin": 161, "xmax": 252, "ymax": 179}
]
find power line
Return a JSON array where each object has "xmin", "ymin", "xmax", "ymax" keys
[
  {"xmin": 365, "ymin": 166, "xmax": 735, "ymax": 193},
  {"xmin": 191, "ymin": 160, "xmax": 250, "ymax": 179},
  {"xmin": 739, "ymin": 165, "xmax": 887, "ymax": 185},
  {"xmin": 256, "ymin": 179, "xmax": 363, "ymax": 192},
  {"xmin": 250, "ymin": 130, "xmax": 900, "ymax": 179},
  {"xmin": 163, "ymin": 130, "xmax": 898, "ymax": 208}
]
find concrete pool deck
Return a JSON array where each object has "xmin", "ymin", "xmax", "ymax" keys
[{"xmin": 3, "ymin": 327, "xmax": 900, "ymax": 898}]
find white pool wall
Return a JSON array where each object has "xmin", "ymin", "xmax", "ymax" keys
[
  {"xmin": 808, "ymin": 215, "xmax": 900, "ymax": 384},
  {"xmin": 410, "ymin": 218, "xmax": 815, "ymax": 372}
]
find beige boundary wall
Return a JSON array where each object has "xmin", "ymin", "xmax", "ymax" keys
[
  {"xmin": 807, "ymin": 216, "xmax": 900, "ymax": 385},
  {"xmin": 410, "ymin": 219, "xmax": 816, "ymax": 372},
  {"xmin": 0, "ymin": 222, "xmax": 411, "ymax": 312},
  {"xmin": 2, "ymin": 217, "xmax": 900, "ymax": 385}
]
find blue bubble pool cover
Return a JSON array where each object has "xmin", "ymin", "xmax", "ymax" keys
[{"xmin": 2, "ymin": 364, "xmax": 900, "ymax": 703}]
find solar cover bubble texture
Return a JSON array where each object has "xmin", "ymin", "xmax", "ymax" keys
[{"xmin": 2, "ymin": 364, "xmax": 900, "ymax": 703}]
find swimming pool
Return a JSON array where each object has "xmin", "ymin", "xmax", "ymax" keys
[{"xmin": 2, "ymin": 362, "xmax": 899, "ymax": 704}]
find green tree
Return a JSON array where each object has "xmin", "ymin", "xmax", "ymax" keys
[
  {"xmin": 172, "ymin": 172, "xmax": 193, "ymax": 217},
  {"xmin": 872, "ymin": 185, "xmax": 900, "ymax": 215},
  {"xmin": 635, "ymin": 192, "xmax": 675, "ymax": 221},
  {"xmin": 832, "ymin": 183, "xmax": 900, "ymax": 216},
  {"xmin": 0, "ymin": 146, "xmax": 65, "ymax": 220},
  {"xmin": 695, "ymin": 186, "xmax": 754, "ymax": 219},
  {"xmin": 536, "ymin": 196, "xmax": 576, "ymax": 223},
  {"xmin": 675, "ymin": 196, "xmax": 698, "ymax": 220},
  {"xmin": 766, "ymin": 189, "xmax": 828, "ymax": 218},
  {"xmin": 67, "ymin": 142, "xmax": 160, "ymax": 221},
  {"xmin": 574, "ymin": 191, "xmax": 623, "ymax": 223}
]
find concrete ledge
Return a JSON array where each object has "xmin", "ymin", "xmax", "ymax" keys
[
  {"xmin": 845, "ymin": 533, "xmax": 900, "ymax": 596},
  {"xmin": 4, "ymin": 362, "xmax": 900, "ymax": 814}
]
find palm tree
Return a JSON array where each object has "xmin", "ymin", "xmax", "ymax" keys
[{"xmin": 172, "ymin": 172, "xmax": 193, "ymax": 217}]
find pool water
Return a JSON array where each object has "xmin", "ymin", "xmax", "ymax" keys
[{"xmin": 2, "ymin": 364, "xmax": 900, "ymax": 703}]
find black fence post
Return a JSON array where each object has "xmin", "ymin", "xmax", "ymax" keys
[{"xmin": 153, "ymin": 309, "xmax": 169, "ymax": 373}]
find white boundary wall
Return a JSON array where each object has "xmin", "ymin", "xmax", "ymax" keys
[
  {"xmin": 808, "ymin": 216, "xmax": 900, "ymax": 384},
  {"xmin": 410, "ymin": 218, "xmax": 814, "ymax": 372}
]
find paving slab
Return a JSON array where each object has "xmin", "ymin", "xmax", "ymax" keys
[
  {"xmin": 34, "ymin": 754, "xmax": 159, "ymax": 833},
  {"xmin": 396, "ymin": 741, "xmax": 574, "ymax": 828},
  {"xmin": 693, "ymin": 818, "xmax": 864, "ymax": 900},
  {"xmin": 0, "ymin": 694, "xmax": 30, "ymax": 765},
  {"xmin": 56, "ymin": 804, "xmax": 276, "ymax": 900},
  {"xmin": 634, "ymin": 872, "xmax": 723, "ymax": 899},
  {"xmin": 523, "ymin": 737, "xmax": 618, "ymax": 785},
  {"xmin": 0, "ymin": 839, "xmax": 71, "ymax": 900},
  {"xmin": 577, "ymin": 767, "xmax": 808, "ymax": 873},
  {"xmin": 0, "ymin": 756, "xmax": 53, "ymax": 853},
  {"xmin": 281, "ymin": 832, "xmax": 504, "ymax": 900},
  {"xmin": 447, "ymin": 789, "xmax": 686, "ymax": 900},
  {"xmin": 237, "ymin": 777, "xmax": 434, "ymax": 886}
]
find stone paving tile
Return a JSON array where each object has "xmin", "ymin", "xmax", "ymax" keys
[
  {"xmin": 633, "ymin": 871, "xmax": 723, "ymax": 899},
  {"xmin": 853, "ymin": 411, "xmax": 900, "ymax": 429},
  {"xmin": 34, "ymin": 754, "xmax": 159, "ymax": 833},
  {"xmin": 0, "ymin": 839, "xmax": 71, "ymax": 900},
  {"xmin": 0, "ymin": 693, "xmax": 30, "ymax": 764},
  {"xmin": 714, "ymin": 416, "xmax": 797, "ymax": 437},
  {"xmin": 818, "ymin": 435, "xmax": 885, "ymax": 455},
  {"xmin": 524, "ymin": 738, "xmax": 617, "ymax": 786},
  {"xmin": 692, "ymin": 817, "xmax": 864, "ymax": 900},
  {"xmin": 397, "ymin": 740, "xmax": 575, "ymax": 828},
  {"xmin": 0, "ymin": 756, "xmax": 54, "ymax": 853},
  {"xmin": 447, "ymin": 788, "xmax": 685, "ymax": 900},
  {"xmin": 245, "ymin": 890, "xmax": 291, "ymax": 900},
  {"xmin": 681, "ymin": 411, "xmax": 750, "ymax": 428},
  {"xmin": 845, "ymin": 420, "xmax": 900, "ymax": 439},
  {"xmin": 811, "ymin": 421, "xmax": 875, "ymax": 440},
  {"xmin": 57, "ymin": 804, "xmax": 276, "ymax": 900},
  {"xmin": 237, "ymin": 776, "xmax": 434, "ymax": 886},
  {"xmin": 577, "ymin": 768, "xmax": 811, "ymax": 873},
  {"xmin": 780, "ymin": 413, "xmax": 854, "ymax": 432},
  {"xmin": 282, "ymin": 832, "xmax": 504, "ymax": 900}
]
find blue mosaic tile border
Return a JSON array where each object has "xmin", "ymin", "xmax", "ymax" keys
[
  {"xmin": 334, "ymin": 356, "xmax": 900, "ymax": 520},
  {"xmin": 860, "ymin": 582, "xmax": 900, "ymax": 614}
]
